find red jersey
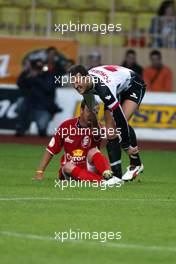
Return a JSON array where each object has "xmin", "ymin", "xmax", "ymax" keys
[{"xmin": 46, "ymin": 118, "xmax": 102, "ymax": 169}]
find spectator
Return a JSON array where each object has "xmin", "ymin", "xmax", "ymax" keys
[
  {"xmin": 46, "ymin": 46, "xmax": 67, "ymax": 79},
  {"xmin": 121, "ymin": 49, "xmax": 143, "ymax": 77},
  {"xmin": 62, "ymin": 59, "xmax": 75, "ymax": 87},
  {"xmin": 87, "ymin": 52, "xmax": 102, "ymax": 70},
  {"xmin": 150, "ymin": 0, "xmax": 176, "ymax": 48},
  {"xmin": 143, "ymin": 50, "xmax": 173, "ymax": 92},
  {"xmin": 16, "ymin": 59, "xmax": 61, "ymax": 137},
  {"xmin": 65, "ymin": 59, "xmax": 75, "ymax": 74}
]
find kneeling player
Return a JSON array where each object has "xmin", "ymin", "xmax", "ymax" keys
[{"xmin": 34, "ymin": 100, "xmax": 122, "ymax": 185}]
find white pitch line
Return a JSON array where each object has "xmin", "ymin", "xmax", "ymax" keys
[
  {"xmin": 0, "ymin": 231, "xmax": 176, "ymax": 253},
  {"xmin": 0, "ymin": 197, "xmax": 175, "ymax": 202}
]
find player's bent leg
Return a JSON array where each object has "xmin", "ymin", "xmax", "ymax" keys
[
  {"xmin": 121, "ymin": 100, "xmax": 144, "ymax": 181},
  {"xmin": 121, "ymin": 99, "xmax": 138, "ymax": 121},
  {"xmin": 63, "ymin": 161, "xmax": 103, "ymax": 182},
  {"xmin": 87, "ymin": 147, "xmax": 113, "ymax": 180},
  {"xmin": 63, "ymin": 162, "xmax": 76, "ymax": 175},
  {"xmin": 104, "ymin": 109, "xmax": 122, "ymax": 178}
]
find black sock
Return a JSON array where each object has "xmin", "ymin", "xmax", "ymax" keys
[
  {"xmin": 106, "ymin": 137, "xmax": 122, "ymax": 178},
  {"xmin": 129, "ymin": 126, "xmax": 141, "ymax": 166}
]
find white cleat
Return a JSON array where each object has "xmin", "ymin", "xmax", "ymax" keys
[
  {"xmin": 122, "ymin": 164, "xmax": 144, "ymax": 181},
  {"xmin": 103, "ymin": 176, "xmax": 124, "ymax": 187}
]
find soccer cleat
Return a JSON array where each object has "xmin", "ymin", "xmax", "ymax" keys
[
  {"xmin": 122, "ymin": 164, "xmax": 144, "ymax": 181},
  {"xmin": 103, "ymin": 176, "xmax": 123, "ymax": 186},
  {"xmin": 102, "ymin": 170, "xmax": 113, "ymax": 180}
]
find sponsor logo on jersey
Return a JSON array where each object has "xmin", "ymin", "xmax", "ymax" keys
[
  {"xmin": 66, "ymin": 149, "xmax": 85, "ymax": 163},
  {"xmin": 90, "ymin": 69, "xmax": 110, "ymax": 83},
  {"xmin": 72, "ymin": 149, "xmax": 84, "ymax": 157},
  {"xmin": 65, "ymin": 136, "xmax": 74, "ymax": 143}
]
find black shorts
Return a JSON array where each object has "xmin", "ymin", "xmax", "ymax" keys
[
  {"xmin": 104, "ymin": 72, "xmax": 146, "ymax": 111},
  {"xmin": 118, "ymin": 72, "xmax": 146, "ymax": 105}
]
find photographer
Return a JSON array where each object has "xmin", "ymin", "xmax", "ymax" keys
[
  {"xmin": 46, "ymin": 46, "xmax": 68, "ymax": 86},
  {"xmin": 16, "ymin": 59, "xmax": 61, "ymax": 137}
]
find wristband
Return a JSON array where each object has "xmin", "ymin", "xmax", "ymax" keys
[{"xmin": 36, "ymin": 170, "xmax": 43, "ymax": 174}]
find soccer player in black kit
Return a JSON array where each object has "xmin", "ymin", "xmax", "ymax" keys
[{"xmin": 70, "ymin": 65, "xmax": 146, "ymax": 181}]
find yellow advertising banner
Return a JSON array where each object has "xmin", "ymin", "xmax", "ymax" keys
[
  {"xmin": 74, "ymin": 102, "xmax": 176, "ymax": 129},
  {"xmin": 130, "ymin": 104, "xmax": 176, "ymax": 128},
  {"xmin": 0, "ymin": 37, "xmax": 78, "ymax": 84}
]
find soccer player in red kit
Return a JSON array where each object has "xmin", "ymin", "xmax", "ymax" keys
[{"xmin": 34, "ymin": 100, "xmax": 122, "ymax": 185}]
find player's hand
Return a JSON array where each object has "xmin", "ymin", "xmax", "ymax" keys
[
  {"xmin": 33, "ymin": 171, "xmax": 44, "ymax": 180},
  {"xmin": 127, "ymin": 146, "xmax": 139, "ymax": 156}
]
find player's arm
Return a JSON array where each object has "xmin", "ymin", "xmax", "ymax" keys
[
  {"xmin": 83, "ymin": 92, "xmax": 97, "ymax": 111},
  {"xmin": 33, "ymin": 127, "xmax": 63, "ymax": 180},
  {"xmin": 33, "ymin": 150, "xmax": 53, "ymax": 180}
]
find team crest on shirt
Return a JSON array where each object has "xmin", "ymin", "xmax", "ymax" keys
[{"xmin": 81, "ymin": 135, "xmax": 91, "ymax": 148}]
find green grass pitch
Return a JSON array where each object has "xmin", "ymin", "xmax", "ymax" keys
[{"xmin": 0, "ymin": 143, "xmax": 176, "ymax": 264}]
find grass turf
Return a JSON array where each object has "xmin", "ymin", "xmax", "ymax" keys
[{"xmin": 0, "ymin": 143, "xmax": 176, "ymax": 264}]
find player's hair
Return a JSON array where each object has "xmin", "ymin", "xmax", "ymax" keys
[
  {"xmin": 46, "ymin": 46, "xmax": 57, "ymax": 53},
  {"xmin": 80, "ymin": 99, "xmax": 99, "ymax": 110},
  {"xmin": 158, "ymin": 0, "xmax": 174, "ymax": 16},
  {"xmin": 150, "ymin": 50, "xmax": 162, "ymax": 58},
  {"xmin": 125, "ymin": 49, "xmax": 136, "ymax": 56},
  {"xmin": 69, "ymin": 64, "xmax": 89, "ymax": 76}
]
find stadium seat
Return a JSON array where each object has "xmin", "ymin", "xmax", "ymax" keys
[
  {"xmin": 113, "ymin": 12, "xmax": 132, "ymax": 32},
  {"xmin": 82, "ymin": 11, "xmax": 106, "ymax": 25},
  {"xmin": 92, "ymin": 0, "xmax": 116, "ymax": 10},
  {"xmin": 37, "ymin": 0, "xmax": 62, "ymax": 7},
  {"xmin": 0, "ymin": 0, "xmax": 14, "ymax": 5},
  {"xmin": 100, "ymin": 33, "xmax": 124, "ymax": 47},
  {"xmin": 148, "ymin": 0, "xmax": 163, "ymax": 11},
  {"xmin": 0, "ymin": 7, "xmax": 23, "ymax": 27},
  {"xmin": 52, "ymin": 9, "xmax": 79, "ymax": 38},
  {"xmin": 76, "ymin": 32, "xmax": 96, "ymax": 45},
  {"xmin": 67, "ymin": 0, "xmax": 91, "ymax": 9},
  {"xmin": 137, "ymin": 13, "xmax": 155, "ymax": 31},
  {"xmin": 53, "ymin": 9, "xmax": 78, "ymax": 25},
  {"xmin": 13, "ymin": 0, "xmax": 33, "ymax": 6},
  {"xmin": 0, "ymin": 0, "xmax": 9, "ymax": 4},
  {"xmin": 26, "ymin": 8, "xmax": 50, "ymax": 35},
  {"xmin": 119, "ymin": 0, "xmax": 141, "ymax": 11}
]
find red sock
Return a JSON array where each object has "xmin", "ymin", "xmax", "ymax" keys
[
  {"xmin": 71, "ymin": 166, "xmax": 103, "ymax": 182},
  {"xmin": 92, "ymin": 152, "xmax": 110, "ymax": 175}
]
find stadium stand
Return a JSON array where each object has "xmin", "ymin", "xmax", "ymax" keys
[
  {"xmin": 0, "ymin": 0, "xmax": 175, "ymax": 72},
  {"xmin": 0, "ymin": 0, "xmax": 175, "ymax": 48}
]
